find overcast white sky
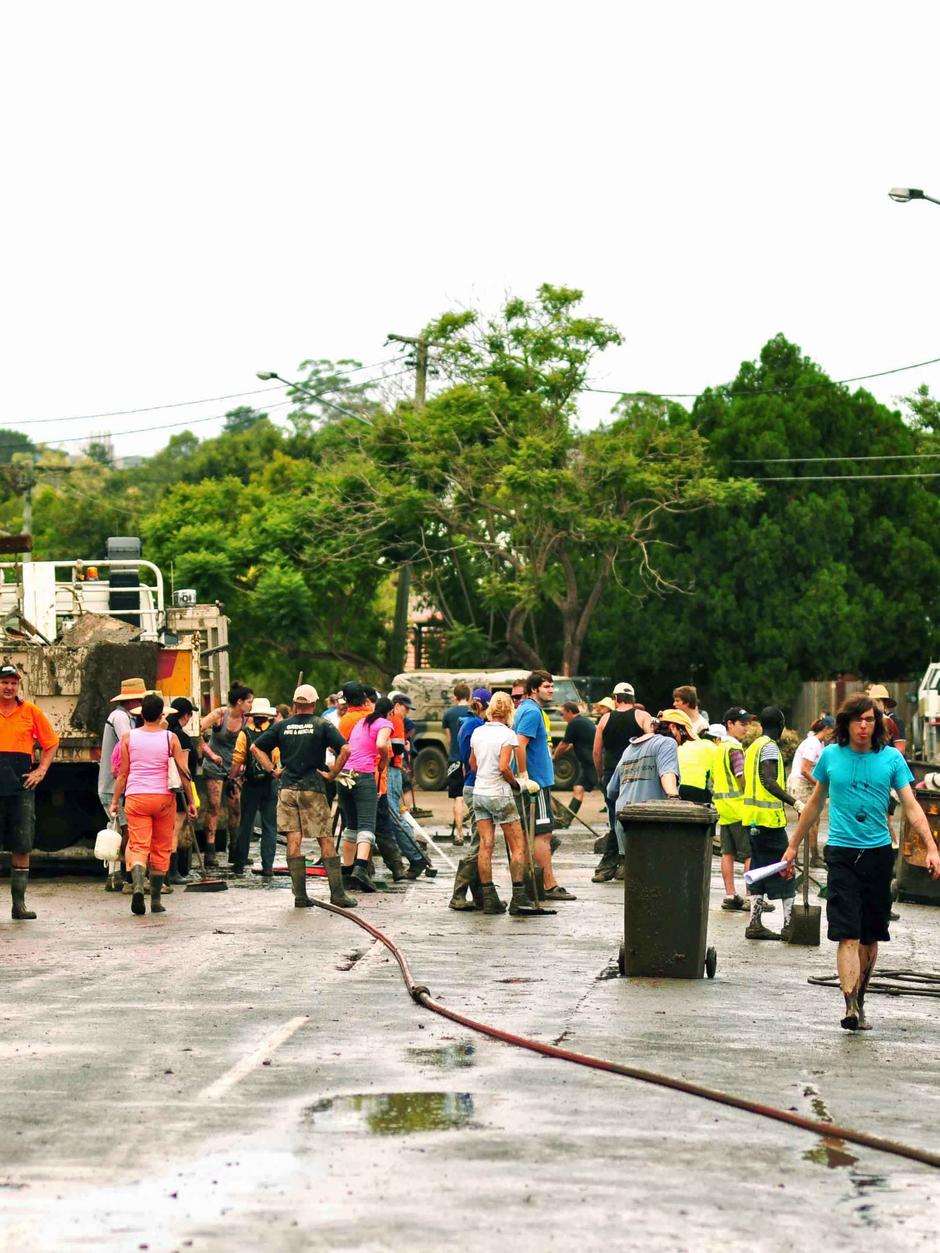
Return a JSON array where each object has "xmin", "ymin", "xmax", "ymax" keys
[{"xmin": 3, "ymin": 1, "xmax": 939, "ymax": 459}]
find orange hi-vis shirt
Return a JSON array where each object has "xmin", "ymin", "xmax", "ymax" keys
[{"xmin": 0, "ymin": 700, "xmax": 59, "ymax": 756}]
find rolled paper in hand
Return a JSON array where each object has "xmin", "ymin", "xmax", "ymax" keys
[{"xmin": 744, "ymin": 859, "xmax": 789, "ymax": 887}]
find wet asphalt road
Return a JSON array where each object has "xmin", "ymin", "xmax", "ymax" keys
[{"xmin": 1, "ymin": 794, "xmax": 939, "ymax": 1252}]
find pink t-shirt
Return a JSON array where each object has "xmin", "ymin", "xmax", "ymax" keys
[
  {"xmin": 125, "ymin": 729, "xmax": 172, "ymax": 796},
  {"xmin": 346, "ymin": 717, "xmax": 393, "ymax": 773}
]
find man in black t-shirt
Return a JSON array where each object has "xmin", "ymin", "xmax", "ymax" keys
[
  {"xmin": 552, "ymin": 702, "xmax": 598, "ymax": 821},
  {"xmin": 591, "ymin": 682, "xmax": 653, "ymax": 882},
  {"xmin": 252, "ymin": 683, "xmax": 353, "ymax": 909}
]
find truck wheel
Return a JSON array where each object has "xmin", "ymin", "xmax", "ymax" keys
[
  {"xmin": 552, "ymin": 753, "xmax": 581, "ymax": 791},
  {"xmin": 413, "ymin": 745, "xmax": 449, "ymax": 792}
]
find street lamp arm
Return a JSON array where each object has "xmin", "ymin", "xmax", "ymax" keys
[
  {"xmin": 253, "ymin": 371, "xmax": 374, "ymax": 426},
  {"xmin": 888, "ymin": 187, "xmax": 940, "ymax": 206}
]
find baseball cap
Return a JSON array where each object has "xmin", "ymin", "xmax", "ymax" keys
[
  {"xmin": 471, "ymin": 687, "xmax": 493, "ymax": 705},
  {"xmin": 170, "ymin": 696, "xmax": 196, "ymax": 716},
  {"xmin": 388, "ymin": 690, "xmax": 414, "ymax": 708},
  {"xmin": 706, "ymin": 723, "xmax": 726, "ymax": 740},
  {"xmin": 0, "ymin": 664, "xmax": 20, "ymax": 679},
  {"xmin": 341, "ymin": 681, "xmax": 366, "ymax": 705},
  {"xmin": 657, "ymin": 708, "xmax": 698, "ymax": 739},
  {"xmin": 613, "ymin": 682, "xmax": 635, "ymax": 697},
  {"xmin": 293, "ymin": 683, "xmax": 319, "ymax": 703},
  {"xmin": 723, "ymin": 706, "xmax": 751, "ymax": 724}
]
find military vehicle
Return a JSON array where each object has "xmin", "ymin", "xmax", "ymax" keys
[
  {"xmin": 390, "ymin": 669, "xmax": 593, "ymax": 791},
  {"xmin": 0, "ymin": 537, "xmax": 229, "ymax": 857}
]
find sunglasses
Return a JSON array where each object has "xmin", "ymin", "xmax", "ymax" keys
[{"xmin": 511, "ymin": 693, "xmax": 524, "ymax": 702}]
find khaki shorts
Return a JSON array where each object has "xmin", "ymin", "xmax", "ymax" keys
[
  {"xmin": 719, "ymin": 820, "xmax": 751, "ymax": 862},
  {"xmin": 277, "ymin": 788, "xmax": 332, "ymax": 841}
]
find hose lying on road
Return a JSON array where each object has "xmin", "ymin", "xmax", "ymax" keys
[
  {"xmin": 309, "ymin": 898, "xmax": 940, "ymax": 1172},
  {"xmin": 808, "ymin": 969, "xmax": 940, "ymax": 999}
]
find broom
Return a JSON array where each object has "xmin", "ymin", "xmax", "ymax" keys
[{"xmin": 185, "ymin": 823, "xmax": 228, "ymax": 893}]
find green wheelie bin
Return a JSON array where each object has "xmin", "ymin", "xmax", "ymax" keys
[{"xmin": 617, "ymin": 799, "xmax": 718, "ymax": 979}]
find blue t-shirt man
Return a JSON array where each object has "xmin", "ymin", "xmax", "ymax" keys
[
  {"xmin": 513, "ymin": 698, "xmax": 554, "ymax": 788},
  {"xmin": 813, "ymin": 743, "xmax": 913, "ymax": 849},
  {"xmin": 442, "ymin": 703, "xmax": 471, "ymax": 763}
]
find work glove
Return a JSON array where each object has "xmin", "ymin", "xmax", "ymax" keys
[
  {"xmin": 517, "ymin": 773, "xmax": 541, "ymax": 795},
  {"xmin": 335, "ymin": 770, "xmax": 357, "ymax": 790},
  {"xmin": 793, "ymin": 799, "xmax": 804, "ymax": 816}
]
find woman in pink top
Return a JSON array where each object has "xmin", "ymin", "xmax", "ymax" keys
[
  {"xmin": 342, "ymin": 696, "xmax": 394, "ymax": 893},
  {"xmin": 112, "ymin": 693, "xmax": 196, "ymax": 917}
]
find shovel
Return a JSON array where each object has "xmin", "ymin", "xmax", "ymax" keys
[
  {"xmin": 787, "ymin": 831, "xmax": 820, "ymax": 945},
  {"xmin": 185, "ymin": 829, "xmax": 228, "ymax": 893},
  {"xmin": 520, "ymin": 790, "xmax": 556, "ymax": 916}
]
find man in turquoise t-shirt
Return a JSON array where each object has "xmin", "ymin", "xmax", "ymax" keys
[{"xmin": 784, "ymin": 694, "xmax": 940, "ymax": 1033}]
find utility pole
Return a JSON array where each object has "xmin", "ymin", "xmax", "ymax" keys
[{"xmin": 385, "ymin": 332, "xmax": 443, "ymax": 672}]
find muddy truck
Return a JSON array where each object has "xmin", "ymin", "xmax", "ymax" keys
[
  {"xmin": 391, "ymin": 669, "xmax": 597, "ymax": 791},
  {"xmin": 0, "ymin": 538, "xmax": 229, "ymax": 858}
]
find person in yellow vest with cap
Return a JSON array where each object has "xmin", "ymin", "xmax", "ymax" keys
[
  {"xmin": 741, "ymin": 706, "xmax": 804, "ymax": 940},
  {"xmin": 712, "ymin": 707, "xmax": 752, "ymax": 911}
]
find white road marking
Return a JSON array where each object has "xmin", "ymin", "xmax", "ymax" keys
[{"xmin": 198, "ymin": 1015, "xmax": 308, "ymax": 1101}]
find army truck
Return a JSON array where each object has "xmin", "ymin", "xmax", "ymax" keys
[
  {"xmin": 0, "ymin": 538, "xmax": 229, "ymax": 857},
  {"xmin": 391, "ymin": 669, "xmax": 593, "ymax": 791}
]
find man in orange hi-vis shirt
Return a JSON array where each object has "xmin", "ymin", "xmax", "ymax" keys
[{"xmin": 0, "ymin": 664, "xmax": 59, "ymax": 920}]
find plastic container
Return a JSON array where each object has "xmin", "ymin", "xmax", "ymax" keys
[{"xmin": 617, "ymin": 798, "xmax": 718, "ymax": 979}]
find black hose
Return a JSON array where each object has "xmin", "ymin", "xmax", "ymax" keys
[{"xmin": 310, "ymin": 898, "xmax": 940, "ymax": 1171}]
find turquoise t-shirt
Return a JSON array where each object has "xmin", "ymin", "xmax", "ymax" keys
[{"xmin": 813, "ymin": 743, "xmax": 912, "ymax": 849}]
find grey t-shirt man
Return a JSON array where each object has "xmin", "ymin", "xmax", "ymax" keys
[
  {"xmin": 606, "ymin": 734, "xmax": 680, "ymax": 814},
  {"xmin": 98, "ymin": 706, "xmax": 134, "ymax": 797}
]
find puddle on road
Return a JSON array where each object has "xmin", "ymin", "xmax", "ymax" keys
[
  {"xmin": 304, "ymin": 1092, "xmax": 475, "ymax": 1135},
  {"xmin": 406, "ymin": 1041, "xmax": 476, "ymax": 1070},
  {"xmin": 801, "ymin": 1084, "xmax": 859, "ymax": 1170}
]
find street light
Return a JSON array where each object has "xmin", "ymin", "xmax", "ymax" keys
[
  {"xmin": 254, "ymin": 370, "xmax": 374, "ymax": 426},
  {"xmin": 888, "ymin": 187, "xmax": 940, "ymax": 206}
]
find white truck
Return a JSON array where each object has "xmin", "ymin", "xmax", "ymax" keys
[{"xmin": 0, "ymin": 538, "xmax": 229, "ymax": 856}]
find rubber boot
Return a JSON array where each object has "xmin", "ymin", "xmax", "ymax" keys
[
  {"xmin": 466, "ymin": 859, "xmax": 485, "ymax": 909},
  {"xmin": 481, "ymin": 882, "xmax": 507, "ymax": 915},
  {"xmin": 11, "ymin": 868, "xmax": 36, "ymax": 920},
  {"xmin": 288, "ymin": 855, "xmax": 314, "ymax": 908},
  {"xmin": 509, "ymin": 881, "xmax": 541, "ymax": 916},
  {"xmin": 375, "ymin": 829, "xmax": 405, "ymax": 882},
  {"xmin": 166, "ymin": 852, "xmax": 187, "ymax": 885},
  {"xmin": 448, "ymin": 857, "xmax": 478, "ymax": 911},
  {"xmin": 150, "ymin": 872, "xmax": 166, "ymax": 914},
  {"xmin": 130, "ymin": 864, "xmax": 146, "ymax": 916},
  {"xmin": 204, "ymin": 843, "xmax": 219, "ymax": 869},
  {"xmin": 324, "ymin": 855, "xmax": 357, "ymax": 908}
]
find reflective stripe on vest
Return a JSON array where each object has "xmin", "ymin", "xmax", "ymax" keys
[
  {"xmin": 741, "ymin": 735, "xmax": 786, "ymax": 828},
  {"xmin": 712, "ymin": 737, "xmax": 744, "ymax": 824},
  {"xmin": 677, "ymin": 739, "xmax": 714, "ymax": 793}
]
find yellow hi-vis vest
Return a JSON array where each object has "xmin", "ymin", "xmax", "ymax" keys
[
  {"xmin": 712, "ymin": 736, "xmax": 744, "ymax": 825},
  {"xmin": 677, "ymin": 739, "xmax": 714, "ymax": 793},
  {"xmin": 741, "ymin": 735, "xmax": 786, "ymax": 828}
]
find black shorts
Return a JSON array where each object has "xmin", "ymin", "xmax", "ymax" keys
[
  {"xmin": 0, "ymin": 790, "xmax": 34, "ymax": 855},
  {"xmin": 514, "ymin": 786, "xmax": 555, "ymax": 836},
  {"xmin": 824, "ymin": 844, "xmax": 894, "ymax": 945},
  {"xmin": 748, "ymin": 826, "xmax": 795, "ymax": 900},
  {"xmin": 446, "ymin": 762, "xmax": 465, "ymax": 799},
  {"xmin": 576, "ymin": 761, "xmax": 598, "ymax": 792}
]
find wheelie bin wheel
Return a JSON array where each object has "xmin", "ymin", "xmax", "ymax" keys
[
  {"xmin": 705, "ymin": 947, "xmax": 717, "ymax": 979},
  {"xmin": 618, "ymin": 943, "xmax": 625, "ymax": 976}
]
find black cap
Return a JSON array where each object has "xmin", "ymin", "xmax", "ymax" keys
[
  {"xmin": 723, "ymin": 706, "xmax": 751, "ymax": 724},
  {"xmin": 388, "ymin": 690, "xmax": 413, "ymax": 708},
  {"xmin": 170, "ymin": 696, "xmax": 196, "ymax": 715},
  {"xmin": 0, "ymin": 664, "xmax": 19, "ymax": 679},
  {"xmin": 342, "ymin": 681, "xmax": 367, "ymax": 706}
]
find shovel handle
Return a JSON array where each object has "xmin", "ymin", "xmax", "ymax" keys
[{"xmin": 802, "ymin": 831, "xmax": 811, "ymax": 907}]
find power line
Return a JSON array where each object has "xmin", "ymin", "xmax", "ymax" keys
[
  {"xmin": 733, "ymin": 451, "xmax": 940, "ymax": 464},
  {"xmin": 585, "ymin": 353, "xmax": 940, "ymax": 401},
  {"xmin": 755, "ymin": 471, "xmax": 940, "ymax": 482},
  {"xmin": 4, "ymin": 356, "xmax": 407, "ymax": 428}
]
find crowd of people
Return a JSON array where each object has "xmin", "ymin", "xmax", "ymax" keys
[{"xmin": 2, "ymin": 659, "xmax": 939, "ymax": 1033}]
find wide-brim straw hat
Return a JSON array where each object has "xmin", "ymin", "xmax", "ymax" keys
[
  {"xmin": 110, "ymin": 677, "xmax": 156, "ymax": 703},
  {"xmin": 657, "ymin": 707, "xmax": 698, "ymax": 739}
]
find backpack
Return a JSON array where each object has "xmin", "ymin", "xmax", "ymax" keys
[{"xmin": 244, "ymin": 723, "xmax": 271, "ymax": 782}]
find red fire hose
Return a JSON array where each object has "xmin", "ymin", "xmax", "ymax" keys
[{"xmin": 309, "ymin": 898, "xmax": 940, "ymax": 1172}]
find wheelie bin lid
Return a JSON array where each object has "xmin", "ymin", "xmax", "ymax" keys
[{"xmin": 617, "ymin": 799, "xmax": 717, "ymax": 825}]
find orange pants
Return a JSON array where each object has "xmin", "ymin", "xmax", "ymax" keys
[{"xmin": 125, "ymin": 793, "xmax": 175, "ymax": 874}]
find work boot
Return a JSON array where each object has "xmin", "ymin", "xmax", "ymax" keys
[
  {"xmin": 287, "ymin": 855, "xmax": 314, "ymax": 908},
  {"xmin": 466, "ymin": 859, "xmax": 485, "ymax": 909},
  {"xmin": 150, "ymin": 873, "xmax": 166, "ymax": 914},
  {"xmin": 405, "ymin": 856, "xmax": 432, "ymax": 880},
  {"xmin": 481, "ymin": 882, "xmax": 507, "ymax": 914},
  {"xmin": 349, "ymin": 860, "xmax": 377, "ymax": 893},
  {"xmin": 592, "ymin": 858, "xmax": 618, "ymax": 883},
  {"xmin": 841, "ymin": 992, "xmax": 860, "ymax": 1031},
  {"xmin": 448, "ymin": 857, "xmax": 478, "ymax": 911},
  {"xmin": 509, "ymin": 882, "xmax": 541, "ymax": 916},
  {"xmin": 324, "ymin": 855, "xmax": 357, "ymax": 908},
  {"xmin": 721, "ymin": 894, "xmax": 746, "ymax": 911},
  {"xmin": 613, "ymin": 859, "xmax": 624, "ymax": 881},
  {"xmin": 744, "ymin": 917, "xmax": 780, "ymax": 940},
  {"xmin": 166, "ymin": 853, "xmax": 187, "ymax": 886},
  {"xmin": 130, "ymin": 864, "xmax": 146, "ymax": 916},
  {"xmin": 11, "ymin": 869, "xmax": 36, "ymax": 921}
]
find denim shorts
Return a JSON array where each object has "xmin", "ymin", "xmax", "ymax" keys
[{"xmin": 471, "ymin": 791, "xmax": 520, "ymax": 826}]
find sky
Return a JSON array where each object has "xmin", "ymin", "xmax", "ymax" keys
[{"xmin": 3, "ymin": 0, "xmax": 940, "ymax": 460}]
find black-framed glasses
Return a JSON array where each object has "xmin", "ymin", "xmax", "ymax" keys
[{"xmin": 511, "ymin": 693, "xmax": 523, "ymax": 702}]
